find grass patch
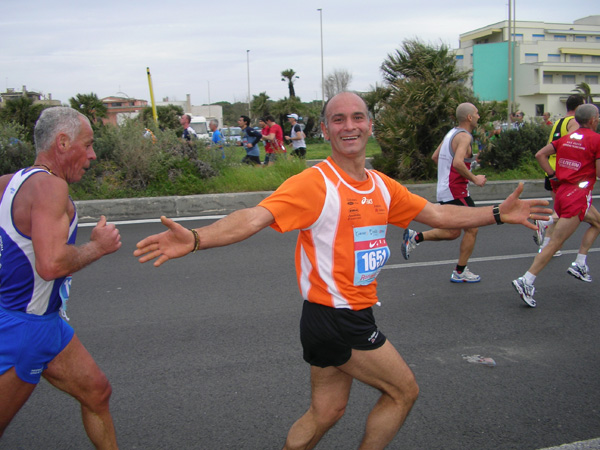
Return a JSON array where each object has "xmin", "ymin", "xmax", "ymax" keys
[{"xmin": 68, "ymin": 132, "xmax": 544, "ymax": 200}]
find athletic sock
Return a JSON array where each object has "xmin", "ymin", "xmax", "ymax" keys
[
  {"xmin": 524, "ymin": 272, "xmax": 536, "ymax": 285},
  {"xmin": 456, "ymin": 264, "xmax": 466, "ymax": 274},
  {"xmin": 415, "ymin": 232, "xmax": 424, "ymax": 243},
  {"xmin": 576, "ymin": 254, "xmax": 587, "ymax": 266}
]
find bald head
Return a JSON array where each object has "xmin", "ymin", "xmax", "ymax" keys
[
  {"xmin": 456, "ymin": 103, "xmax": 477, "ymax": 123},
  {"xmin": 321, "ymin": 92, "xmax": 370, "ymax": 126}
]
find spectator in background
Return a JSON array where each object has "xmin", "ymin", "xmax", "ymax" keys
[
  {"xmin": 180, "ymin": 113, "xmax": 197, "ymax": 141},
  {"xmin": 511, "ymin": 111, "xmax": 524, "ymax": 129},
  {"xmin": 285, "ymin": 113, "xmax": 307, "ymax": 159},
  {"xmin": 262, "ymin": 115, "xmax": 286, "ymax": 166},
  {"xmin": 543, "ymin": 112, "xmax": 552, "ymax": 126},
  {"xmin": 209, "ymin": 119, "xmax": 225, "ymax": 159},
  {"xmin": 258, "ymin": 117, "xmax": 269, "ymax": 165},
  {"xmin": 237, "ymin": 115, "xmax": 262, "ymax": 166}
]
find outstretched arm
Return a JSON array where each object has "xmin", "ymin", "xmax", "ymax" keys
[
  {"xmin": 134, "ymin": 206, "xmax": 275, "ymax": 267},
  {"xmin": 413, "ymin": 182, "xmax": 551, "ymax": 231}
]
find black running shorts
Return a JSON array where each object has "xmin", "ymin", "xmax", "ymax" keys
[
  {"xmin": 440, "ymin": 196, "xmax": 475, "ymax": 207},
  {"xmin": 300, "ymin": 300, "xmax": 386, "ymax": 368}
]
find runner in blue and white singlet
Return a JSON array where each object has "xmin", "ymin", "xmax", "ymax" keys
[{"xmin": 0, "ymin": 168, "xmax": 77, "ymax": 317}]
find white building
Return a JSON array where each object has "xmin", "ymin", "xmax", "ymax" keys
[
  {"xmin": 454, "ymin": 15, "xmax": 600, "ymax": 119},
  {"xmin": 157, "ymin": 94, "xmax": 223, "ymax": 130}
]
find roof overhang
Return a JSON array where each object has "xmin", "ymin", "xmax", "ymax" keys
[
  {"xmin": 461, "ymin": 28, "xmax": 502, "ymax": 42},
  {"xmin": 546, "ymin": 29, "xmax": 600, "ymax": 36},
  {"xmin": 560, "ymin": 47, "xmax": 600, "ymax": 56}
]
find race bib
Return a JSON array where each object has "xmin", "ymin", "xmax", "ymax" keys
[
  {"xmin": 353, "ymin": 225, "xmax": 390, "ymax": 285},
  {"xmin": 59, "ymin": 276, "xmax": 72, "ymax": 321}
]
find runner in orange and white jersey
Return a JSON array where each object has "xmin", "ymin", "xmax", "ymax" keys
[
  {"xmin": 135, "ymin": 92, "xmax": 550, "ymax": 449},
  {"xmin": 259, "ymin": 156, "xmax": 426, "ymax": 310}
]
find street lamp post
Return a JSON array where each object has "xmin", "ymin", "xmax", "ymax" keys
[
  {"xmin": 246, "ymin": 50, "xmax": 251, "ymax": 116},
  {"xmin": 317, "ymin": 8, "xmax": 324, "ymax": 108},
  {"xmin": 507, "ymin": 0, "xmax": 515, "ymax": 123}
]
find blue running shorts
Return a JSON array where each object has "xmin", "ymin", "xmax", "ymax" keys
[{"xmin": 0, "ymin": 306, "xmax": 74, "ymax": 384}]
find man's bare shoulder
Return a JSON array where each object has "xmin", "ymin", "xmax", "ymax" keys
[
  {"xmin": 452, "ymin": 131, "xmax": 473, "ymax": 154},
  {"xmin": 0, "ymin": 173, "xmax": 14, "ymax": 195}
]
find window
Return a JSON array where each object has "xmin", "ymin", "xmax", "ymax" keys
[
  {"xmin": 562, "ymin": 75, "xmax": 576, "ymax": 84},
  {"xmin": 585, "ymin": 75, "xmax": 598, "ymax": 85},
  {"xmin": 535, "ymin": 105, "xmax": 544, "ymax": 116},
  {"xmin": 532, "ymin": 34, "xmax": 545, "ymax": 41},
  {"xmin": 547, "ymin": 54, "xmax": 561, "ymax": 63},
  {"xmin": 512, "ymin": 33, "xmax": 523, "ymax": 41},
  {"xmin": 525, "ymin": 53, "xmax": 539, "ymax": 63},
  {"xmin": 554, "ymin": 35, "xmax": 566, "ymax": 41},
  {"xmin": 592, "ymin": 56, "xmax": 600, "ymax": 64},
  {"xmin": 574, "ymin": 35, "xmax": 587, "ymax": 42},
  {"xmin": 455, "ymin": 55, "xmax": 464, "ymax": 67},
  {"xmin": 570, "ymin": 55, "xmax": 583, "ymax": 63},
  {"xmin": 543, "ymin": 74, "xmax": 553, "ymax": 84}
]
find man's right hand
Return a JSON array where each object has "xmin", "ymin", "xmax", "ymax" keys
[
  {"xmin": 473, "ymin": 174, "xmax": 487, "ymax": 187},
  {"xmin": 91, "ymin": 215, "xmax": 122, "ymax": 255}
]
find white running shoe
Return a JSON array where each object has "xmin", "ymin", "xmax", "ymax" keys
[
  {"xmin": 567, "ymin": 262, "xmax": 592, "ymax": 282},
  {"xmin": 401, "ymin": 229, "xmax": 418, "ymax": 260},
  {"xmin": 450, "ymin": 267, "xmax": 481, "ymax": 283},
  {"xmin": 512, "ymin": 277, "xmax": 536, "ymax": 307}
]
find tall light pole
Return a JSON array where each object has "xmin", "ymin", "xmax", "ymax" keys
[
  {"xmin": 317, "ymin": 8, "xmax": 324, "ymax": 108},
  {"xmin": 507, "ymin": 0, "xmax": 515, "ymax": 123},
  {"xmin": 246, "ymin": 50, "xmax": 251, "ymax": 116}
]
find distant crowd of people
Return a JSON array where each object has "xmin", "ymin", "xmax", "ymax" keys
[{"xmin": 180, "ymin": 112, "xmax": 307, "ymax": 167}]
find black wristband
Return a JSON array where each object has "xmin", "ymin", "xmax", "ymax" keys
[{"xmin": 492, "ymin": 204, "xmax": 503, "ymax": 225}]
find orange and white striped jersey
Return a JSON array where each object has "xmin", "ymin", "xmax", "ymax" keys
[{"xmin": 258, "ymin": 157, "xmax": 427, "ymax": 310}]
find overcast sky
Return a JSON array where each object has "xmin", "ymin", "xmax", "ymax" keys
[{"xmin": 1, "ymin": 1, "xmax": 597, "ymax": 107}]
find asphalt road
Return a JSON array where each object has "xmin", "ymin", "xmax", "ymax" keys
[{"xmin": 3, "ymin": 208, "xmax": 600, "ymax": 449}]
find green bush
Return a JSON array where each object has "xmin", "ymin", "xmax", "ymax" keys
[
  {"xmin": 479, "ymin": 123, "xmax": 550, "ymax": 171},
  {"xmin": 71, "ymin": 120, "xmax": 220, "ymax": 199},
  {"xmin": 0, "ymin": 122, "xmax": 36, "ymax": 175}
]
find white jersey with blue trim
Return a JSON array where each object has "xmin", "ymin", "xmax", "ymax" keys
[{"xmin": 0, "ymin": 168, "xmax": 78, "ymax": 315}]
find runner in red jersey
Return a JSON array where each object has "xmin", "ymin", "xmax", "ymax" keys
[{"xmin": 512, "ymin": 104, "xmax": 600, "ymax": 308}]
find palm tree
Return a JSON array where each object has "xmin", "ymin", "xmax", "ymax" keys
[
  {"xmin": 251, "ymin": 92, "xmax": 271, "ymax": 119},
  {"xmin": 281, "ymin": 69, "xmax": 299, "ymax": 98},
  {"xmin": 271, "ymin": 96, "xmax": 303, "ymax": 129},
  {"xmin": 573, "ymin": 82, "xmax": 594, "ymax": 104},
  {"xmin": 372, "ymin": 39, "xmax": 477, "ymax": 180},
  {"xmin": 69, "ymin": 93, "xmax": 107, "ymax": 124},
  {"xmin": 0, "ymin": 96, "xmax": 46, "ymax": 142}
]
